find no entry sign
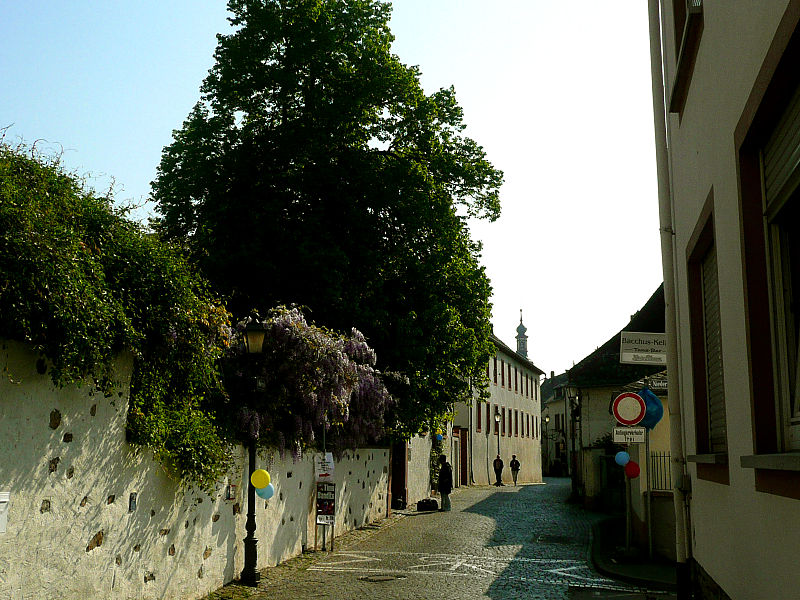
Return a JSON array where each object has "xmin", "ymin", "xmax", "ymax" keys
[{"xmin": 612, "ymin": 392, "xmax": 646, "ymax": 426}]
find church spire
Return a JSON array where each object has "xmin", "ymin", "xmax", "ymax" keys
[{"xmin": 516, "ymin": 310, "xmax": 528, "ymax": 358}]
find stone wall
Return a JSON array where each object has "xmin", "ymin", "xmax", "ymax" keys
[{"xmin": 0, "ymin": 341, "xmax": 388, "ymax": 600}]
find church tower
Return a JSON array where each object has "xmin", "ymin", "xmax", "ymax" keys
[{"xmin": 516, "ymin": 310, "xmax": 528, "ymax": 358}]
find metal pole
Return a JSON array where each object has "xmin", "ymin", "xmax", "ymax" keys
[
  {"xmin": 625, "ymin": 474, "xmax": 632, "ymax": 552},
  {"xmin": 646, "ymin": 430, "xmax": 653, "ymax": 559},
  {"xmin": 241, "ymin": 441, "xmax": 260, "ymax": 585}
]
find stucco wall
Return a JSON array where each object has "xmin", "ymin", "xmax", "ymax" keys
[
  {"xmin": 0, "ymin": 341, "xmax": 388, "ymax": 600},
  {"xmin": 663, "ymin": 2, "xmax": 800, "ymax": 597},
  {"xmin": 404, "ymin": 434, "xmax": 432, "ymax": 504}
]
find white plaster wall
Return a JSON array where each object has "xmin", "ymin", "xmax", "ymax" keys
[
  {"xmin": 664, "ymin": 2, "xmax": 800, "ymax": 596},
  {"xmin": 0, "ymin": 341, "xmax": 389, "ymax": 600},
  {"xmin": 405, "ymin": 435, "xmax": 432, "ymax": 504}
]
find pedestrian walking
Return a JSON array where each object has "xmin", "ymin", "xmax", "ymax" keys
[
  {"xmin": 493, "ymin": 454, "xmax": 504, "ymax": 486},
  {"xmin": 510, "ymin": 454, "xmax": 521, "ymax": 486},
  {"xmin": 437, "ymin": 454, "xmax": 453, "ymax": 511}
]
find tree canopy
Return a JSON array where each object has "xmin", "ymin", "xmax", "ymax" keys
[{"xmin": 152, "ymin": 0, "xmax": 502, "ymax": 434}]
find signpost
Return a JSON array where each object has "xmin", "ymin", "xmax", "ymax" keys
[
  {"xmin": 613, "ymin": 426, "xmax": 646, "ymax": 444},
  {"xmin": 612, "ymin": 392, "xmax": 646, "ymax": 426},
  {"xmin": 316, "ymin": 482, "xmax": 336, "ymax": 551},
  {"xmin": 620, "ymin": 331, "xmax": 667, "ymax": 365}
]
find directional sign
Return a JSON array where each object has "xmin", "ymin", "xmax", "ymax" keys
[
  {"xmin": 613, "ymin": 426, "xmax": 646, "ymax": 444},
  {"xmin": 612, "ymin": 392, "xmax": 646, "ymax": 426}
]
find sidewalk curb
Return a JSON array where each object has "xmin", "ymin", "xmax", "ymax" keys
[{"xmin": 590, "ymin": 517, "xmax": 677, "ymax": 592}]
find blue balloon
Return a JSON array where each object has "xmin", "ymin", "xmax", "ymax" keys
[
  {"xmin": 615, "ymin": 451, "xmax": 631, "ymax": 466},
  {"xmin": 435, "ymin": 433, "xmax": 443, "ymax": 441},
  {"xmin": 256, "ymin": 483, "xmax": 275, "ymax": 500},
  {"xmin": 639, "ymin": 387, "xmax": 664, "ymax": 430}
]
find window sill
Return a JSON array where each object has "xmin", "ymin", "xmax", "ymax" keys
[
  {"xmin": 687, "ymin": 453, "xmax": 728, "ymax": 465},
  {"xmin": 741, "ymin": 452, "xmax": 800, "ymax": 472}
]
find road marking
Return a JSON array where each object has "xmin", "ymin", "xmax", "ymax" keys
[{"xmin": 309, "ymin": 550, "xmax": 638, "ymax": 591}]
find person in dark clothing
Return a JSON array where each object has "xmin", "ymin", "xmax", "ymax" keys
[
  {"xmin": 438, "ymin": 455, "xmax": 453, "ymax": 511},
  {"xmin": 493, "ymin": 454, "xmax": 504, "ymax": 486},
  {"xmin": 510, "ymin": 455, "xmax": 521, "ymax": 486}
]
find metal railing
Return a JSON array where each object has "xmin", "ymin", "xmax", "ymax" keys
[{"xmin": 649, "ymin": 451, "xmax": 672, "ymax": 491}]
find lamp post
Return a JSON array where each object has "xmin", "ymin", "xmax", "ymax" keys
[
  {"xmin": 569, "ymin": 393, "xmax": 580, "ymax": 498},
  {"xmin": 241, "ymin": 317, "xmax": 267, "ymax": 587},
  {"xmin": 544, "ymin": 415, "xmax": 550, "ymax": 476}
]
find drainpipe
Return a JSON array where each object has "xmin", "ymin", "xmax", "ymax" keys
[{"xmin": 648, "ymin": 0, "xmax": 690, "ymax": 595}]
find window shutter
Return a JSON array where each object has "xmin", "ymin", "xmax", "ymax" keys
[
  {"xmin": 702, "ymin": 245, "xmax": 727, "ymax": 452},
  {"xmin": 764, "ymin": 83, "xmax": 800, "ymax": 208}
]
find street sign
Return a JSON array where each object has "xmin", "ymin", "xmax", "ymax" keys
[
  {"xmin": 620, "ymin": 331, "xmax": 667, "ymax": 365},
  {"xmin": 614, "ymin": 426, "xmax": 646, "ymax": 443},
  {"xmin": 612, "ymin": 392, "xmax": 646, "ymax": 426}
]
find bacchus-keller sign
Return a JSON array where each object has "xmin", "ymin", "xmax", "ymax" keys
[{"xmin": 619, "ymin": 331, "xmax": 666, "ymax": 365}]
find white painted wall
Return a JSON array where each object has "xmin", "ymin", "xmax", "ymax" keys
[
  {"xmin": 405, "ymin": 434, "xmax": 432, "ymax": 504},
  {"xmin": 0, "ymin": 341, "xmax": 388, "ymax": 600},
  {"xmin": 662, "ymin": 2, "xmax": 800, "ymax": 596}
]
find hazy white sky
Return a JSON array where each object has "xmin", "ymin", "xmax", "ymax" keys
[{"xmin": 1, "ymin": 1, "xmax": 662, "ymax": 376}]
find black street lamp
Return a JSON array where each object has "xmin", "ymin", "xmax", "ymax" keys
[
  {"xmin": 543, "ymin": 415, "xmax": 550, "ymax": 475},
  {"xmin": 241, "ymin": 317, "xmax": 268, "ymax": 587}
]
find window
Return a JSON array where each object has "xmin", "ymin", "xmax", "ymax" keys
[
  {"xmin": 687, "ymin": 194, "xmax": 729, "ymax": 484},
  {"xmin": 669, "ymin": 0, "xmax": 703, "ymax": 114},
  {"xmin": 476, "ymin": 401, "xmax": 482, "ymax": 432},
  {"xmin": 514, "ymin": 367, "xmax": 518, "ymax": 392},
  {"xmin": 514, "ymin": 410, "xmax": 518, "ymax": 436},
  {"xmin": 501, "ymin": 361, "xmax": 505, "ymax": 387},
  {"xmin": 762, "ymin": 85, "xmax": 800, "ymax": 453},
  {"xmin": 493, "ymin": 357, "xmax": 497, "ymax": 384},
  {"xmin": 525, "ymin": 374, "xmax": 529, "ymax": 397},
  {"xmin": 501, "ymin": 407, "xmax": 506, "ymax": 436}
]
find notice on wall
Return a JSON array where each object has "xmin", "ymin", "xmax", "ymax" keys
[
  {"xmin": 0, "ymin": 492, "xmax": 9, "ymax": 534},
  {"xmin": 620, "ymin": 331, "xmax": 667, "ymax": 365},
  {"xmin": 316, "ymin": 483, "xmax": 335, "ymax": 526},
  {"xmin": 315, "ymin": 452, "xmax": 335, "ymax": 482}
]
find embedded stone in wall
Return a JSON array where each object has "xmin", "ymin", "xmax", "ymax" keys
[
  {"xmin": 169, "ymin": 544, "xmax": 175, "ymax": 556},
  {"xmin": 90, "ymin": 404, "xmax": 97, "ymax": 416},
  {"xmin": 66, "ymin": 466, "xmax": 74, "ymax": 479},
  {"xmin": 159, "ymin": 528, "xmax": 170, "ymax": 536},
  {"xmin": 49, "ymin": 409, "xmax": 61, "ymax": 429},
  {"xmin": 133, "ymin": 544, "xmax": 141, "ymax": 552},
  {"xmin": 40, "ymin": 500, "xmax": 50, "ymax": 513},
  {"xmin": 212, "ymin": 514, "xmax": 220, "ymax": 523},
  {"xmin": 115, "ymin": 554, "xmax": 122, "ymax": 566},
  {"xmin": 107, "ymin": 495, "xmax": 115, "ymax": 504},
  {"xmin": 233, "ymin": 503, "xmax": 240, "ymax": 515},
  {"xmin": 80, "ymin": 496, "xmax": 88, "ymax": 507},
  {"xmin": 86, "ymin": 530, "xmax": 104, "ymax": 552},
  {"xmin": 48, "ymin": 457, "xmax": 60, "ymax": 473},
  {"xmin": 203, "ymin": 547, "xmax": 212, "ymax": 560},
  {"xmin": 144, "ymin": 572, "xmax": 155, "ymax": 583},
  {"xmin": 62, "ymin": 432, "xmax": 73, "ymax": 443}
]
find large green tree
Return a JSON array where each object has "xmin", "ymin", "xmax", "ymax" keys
[{"xmin": 152, "ymin": 0, "xmax": 502, "ymax": 434}]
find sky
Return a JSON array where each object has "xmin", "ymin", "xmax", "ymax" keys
[{"xmin": 0, "ymin": 1, "xmax": 663, "ymax": 377}]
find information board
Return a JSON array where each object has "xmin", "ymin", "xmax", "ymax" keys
[{"xmin": 316, "ymin": 482, "xmax": 335, "ymax": 526}]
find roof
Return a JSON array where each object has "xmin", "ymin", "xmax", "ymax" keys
[
  {"xmin": 491, "ymin": 333, "xmax": 544, "ymax": 375},
  {"xmin": 568, "ymin": 284, "xmax": 665, "ymax": 388},
  {"xmin": 540, "ymin": 371, "xmax": 569, "ymax": 402}
]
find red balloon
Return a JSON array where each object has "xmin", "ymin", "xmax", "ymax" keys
[{"xmin": 624, "ymin": 460, "xmax": 641, "ymax": 479}]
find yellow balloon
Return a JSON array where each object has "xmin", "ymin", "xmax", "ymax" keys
[{"xmin": 250, "ymin": 469, "xmax": 270, "ymax": 489}]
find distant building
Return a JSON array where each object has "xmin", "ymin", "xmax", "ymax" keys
[{"xmin": 453, "ymin": 318, "xmax": 544, "ymax": 486}]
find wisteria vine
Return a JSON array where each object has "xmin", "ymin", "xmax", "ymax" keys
[{"xmin": 223, "ymin": 307, "xmax": 394, "ymax": 457}]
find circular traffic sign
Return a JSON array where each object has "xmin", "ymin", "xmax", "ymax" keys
[{"xmin": 612, "ymin": 392, "xmax": 646, "ymax": 426}]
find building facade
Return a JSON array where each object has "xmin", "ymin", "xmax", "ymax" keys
[
  {"xmin": 651, "ymin": 1, "xmax": 800, "ymax": 597},
  {"xmin": 454, "ymin": 321, "xmax": 545, "ymax": 486}
]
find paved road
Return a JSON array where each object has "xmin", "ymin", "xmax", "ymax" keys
[{"xmin": 245, "ymin": 478, "xmax": 674, "ymax": 600}]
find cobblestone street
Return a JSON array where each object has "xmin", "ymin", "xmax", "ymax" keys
[{"xmin": 212, "ymin": 478, "xmax": 675, "ymax": 600}]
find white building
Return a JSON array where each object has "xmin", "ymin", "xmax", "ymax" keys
[
  {"xmin": 651, "ymin": 1, "xmax": 800, "ymax": 597},
  {"xmin": 453, "ymin": 316, "xmax": 545, "ymax": 486}
]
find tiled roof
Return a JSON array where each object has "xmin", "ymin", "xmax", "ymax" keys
[
  {"xmin": 491, "ymin": 333, "xmax": 544, "ymax": 375},
  {"xmin": 568, "ymin": 284, "xmax": 665, "ymax": 388}
]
